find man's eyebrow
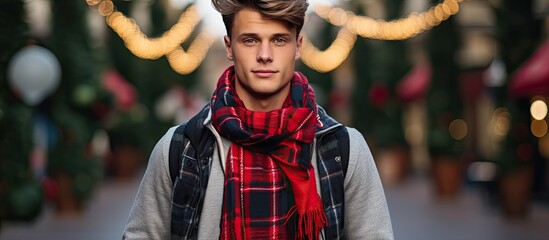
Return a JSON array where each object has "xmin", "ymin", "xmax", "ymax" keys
[
  {"xmin": 271, "ymin": 33, "xmax": 292, "ymax": 38},
  {"xmin": 237, "ymin": 33, "xmax": 292, "ymax": 38},
  {"xmin": 237, "ymin": 33, "xmax": 259, "ymax": 38}
]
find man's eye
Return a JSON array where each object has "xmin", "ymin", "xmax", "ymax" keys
[
  {"xmin": 273, "ymin": 38, "xmax": 287, "ymax": 44},
  {"xmin": 243, "ymin": 39, "xmax": 257, "ymax": 44}
]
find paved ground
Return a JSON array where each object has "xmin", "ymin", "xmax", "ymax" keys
[
  {"xmin": 2, "ymin": 173, "xmax": 549, "ymax": 240},
  {"xmin": 1, "ymin": 175, "xmax": 141, "ymax": 240},
  {"xmin": 385, "ymin": 176, "xmax": 549, "ymax": 240}
]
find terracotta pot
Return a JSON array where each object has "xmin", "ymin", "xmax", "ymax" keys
[
  {"xmin": 54, "ymin": 174, "xmax": 82, "ymax": 214},
  {"xmin": 112, "ymin": 145, "xmax": 143, "ymax": 180},
  {"xmin": 432, "ymin": 156, "xmax": 462, "ymax": 197},
  {"xmin": 499, "ymin": 166, "xmax": 533, "ymax": 217},
  {"xmin": 376, "ymin": 146, "xmax": 410, "ymax": 186}
]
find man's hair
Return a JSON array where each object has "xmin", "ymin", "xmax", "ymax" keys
[{"xmin": 211, "ymin": 0, "xmax": 309, "ymax": 38}]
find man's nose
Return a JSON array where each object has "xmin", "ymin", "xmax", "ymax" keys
[{"xmin": 257, "ymin": 42, "xmax": 273, "ymax": 63}]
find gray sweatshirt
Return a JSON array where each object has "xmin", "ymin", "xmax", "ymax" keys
[{"xmin": 123, "ymin": 119, "xmax": 394, "ymax": 239}]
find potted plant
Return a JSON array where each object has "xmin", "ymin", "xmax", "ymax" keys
[
  {"xmin": 490, "ymin": 100, "xmax": 536, "ymax": 217},
  {"xmin": 349, "ymin": 0, "xmax": 413, "ymax": 186},
  {"xmin": 104, "ymin": 105, "xmax": 149, "ymax": 179},
  {"xmin": 492, "ymin": 0, "xmax": 542, "ymax": 217},
  {"xmin": 426, "ymin": 14, "xmax": 464, "ymax": 197},
  {"xmin": 47, "ymin": 105, "xmax": 103, "ymax": 213}
]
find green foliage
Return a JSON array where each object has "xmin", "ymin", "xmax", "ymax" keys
[
  {"xmin": 44, "ymin": 0, "xmax": 103, "ymax": 202},
  {"xmin": 106, "ymin": 1, "xmax": 200, "ymax": 154},
  {"xmin": 0, "ymin": 0, "xmax": 27, "ymax": 104},
  {"xmin": 106, "ymin": 106, "xmax": 151, "ymax": 149},
  {"xmin": 0, "ymin": 0, "xmax": 45, "ymax": 222},
  {"xmin": 0, "ymin": 0, "xmax": 27, "ymax": 65},
  {"xmin": 47, "ymin": 105, "xmax": 103, "ymax": 194},
  {"xmin": 0, "ymin": 104, "xmax": 41, "ymax": 221},
  {"xmin": 494, "ymin": 0, "xmax": 542, "ymax": 174},
  {"xmin": 350, "ymin": 0, "xmax": 411, "ymax": 150},
  {"xmin": 426, "ymin": 13, "xmax": 463, "ymax": 157},
  {"xmin": 5, "ymin": 181, "xmax": 44, "ymax": 221},
  {"xmin": 0, "ymin": 105, "xmax": 33, "ymax": 167},
  {"xmin": 49, "ymin": 0, "xmax": 97, "ymax": 104},
  {"xmin": 495, "ymin": 101, "xmax": 537, "ymax": 174}
]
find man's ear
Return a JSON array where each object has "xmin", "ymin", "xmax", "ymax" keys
[
  {"xmin": 295, "ymin": 35, "xmax": 303, "ymax": 60},
  {"xmin": 224, "ymin": 35, "xmax": 233, "ymax": 61}
]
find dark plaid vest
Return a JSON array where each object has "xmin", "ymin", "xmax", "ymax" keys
[{"xmin": 169, "ymin": 105, "xmax": 348, "ymax": 240}]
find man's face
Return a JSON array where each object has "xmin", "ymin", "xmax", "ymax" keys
[{"xmin": 224, "ymin": 8, "xmax": 302, "ymax": 111}]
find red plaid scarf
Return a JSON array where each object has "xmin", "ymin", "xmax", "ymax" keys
[{"xmin": 212, "ymin": 66, "xmax": 327, "ymax": 240}]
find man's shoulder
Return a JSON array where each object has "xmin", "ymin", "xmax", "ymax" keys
[{"xmin": 344, "ymin": 127, "xmax": 365, "ymax": 141}]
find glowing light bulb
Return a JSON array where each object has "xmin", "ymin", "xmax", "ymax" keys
[{"xmin": 531, "ymin": 100, "xmax": 548, "ymax": 120}]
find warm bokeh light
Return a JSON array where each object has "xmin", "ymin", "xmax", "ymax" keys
[
  {"xmin": 86, "ymin": 0, "xmax": 102, "ymax": 6},
  {"xmin": 530, "ymin": 99, "xmax": 548, "ymax": 120},
  {"xmin": 327, "ymin": 7, "xmax": 348, "ymax": 26},
  {"xmin": 405, "ymin": 123, "xmax": 424, "ymax": 145},
  {"xmin": 98, "ymin": 0, "xmax": 114, "ymax": 16},
  {"xmin": 449, "ymin": 119, "xmax": 468, "ymax": 140},
  {"xmin": 531, "ymin": 119, "xmax": 548, "ymax": 138},
  {"xmin": 492, "ymin": 108, "xmax": 510, "ymax": 140}
]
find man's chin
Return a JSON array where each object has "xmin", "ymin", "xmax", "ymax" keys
[{"xmin": 249, "ymin": 90, "xmax": 277, "ymax": 100}]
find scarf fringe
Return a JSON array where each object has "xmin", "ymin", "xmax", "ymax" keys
[{"xmin": 285, "ymin": 204, "xmax": 327, "ymax": 240}]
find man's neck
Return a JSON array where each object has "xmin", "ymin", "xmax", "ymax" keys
[{"xmin": 235, "ymin": 80, "xmax": 291, "ymax": 112}]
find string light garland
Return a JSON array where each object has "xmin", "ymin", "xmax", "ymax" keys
[
  {"xmin": 166, "ymin": 31, "xmax": 216, "ymax": 74},
  {"xmin": 314, "ymin": 0, "xmax": 463, "ymax": 40},
  {"xmin": 300, "ymin": 0, "xmax": 463, "ymax": 72},
  {"xmin": 301, "ymin": 28, "xmax": 356, "ymax": 73},
  {"xmin": 86, "ymin": 0, "xmax": 463, "ymax": 74},
  {"xmin": 105, "ymin": 5, "xmax": 200, "ymax": 60},
  {"xmin": 86, "ymin": 0, "xmax": 211, "ymax": 75}
]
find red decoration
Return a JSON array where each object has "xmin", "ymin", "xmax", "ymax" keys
[
  {"xmin": 509, "ymin": 39, "xmax": 549, "ymax": 97},
  {"xmin": 329, "ymin": 88, "xmax": 350, "ymax": 109},
  {"xmin": 102, "ymin": 69, "xmax": 137, "ymax": 111},
  {"xmin": 369, "ymin": 82, "xmax": 390, "ymax": 108},
  {"xmin": 42, "ymin": 177, "xmax": 59, "ymax": 202},
  {"xmin": 460, "ymin": 69, "xmax": 486, "ymax": 102},
  {"xmin": 516, "ymin": 143, "xmax": 533, "ymax": 162},
  {"xmin": 396, "ymin": 63, "xmax": 432, "ymax": 103}
]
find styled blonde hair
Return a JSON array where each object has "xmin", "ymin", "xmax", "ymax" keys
[{"xmin": 211, "ymin": 0, "xmax": 309, "ymax": 38}]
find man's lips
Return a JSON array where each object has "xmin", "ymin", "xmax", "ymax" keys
[{"xmin": 252, "ymin": 69, "xmax": 277, "ymax": 78}]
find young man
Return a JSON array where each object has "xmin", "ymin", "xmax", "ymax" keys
[{"xmin": 123, "ymin": 0, "xmax": 393, "ymax": 239}]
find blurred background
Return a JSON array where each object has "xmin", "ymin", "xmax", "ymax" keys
[{"xmin": 1, "ymin": 0, "xmax": 549, "ymax": 239}]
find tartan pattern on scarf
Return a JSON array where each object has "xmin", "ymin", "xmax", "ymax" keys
[{"xmin": 211, "ymin": 66, "xmax": 327, "ymax": 239}]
